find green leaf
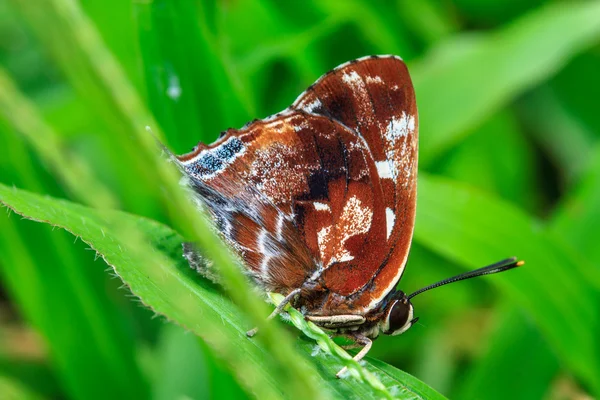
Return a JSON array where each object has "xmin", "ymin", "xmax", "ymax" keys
[
  {"xmin": 150, "ymin": 324, "xmax": 212, "ymax": 400},
  {"xmin": 0, "ymin": 183, "xmax": 446, "ymax": 400},
  {"xmin": 0, "ymin": 375, "xmax": 43, "ymax": 400},
  {"xmin": 134, "ymin": 0, "xmax": 254, "ymax": 150},
  {"xmin": 413, "ymin": 1, "xmax": 600, "ymax": 165},
  {"xmin": 415, "ymin": 173, "xmax": 600, "ymax": 394},
  {"xmin": 8, "ymin": 0, "xmax": 170, "ymax": 216},
  {"xmin": 311, "ymin": 0, "xmax": 416, "ymax": 59},
  {"xmin": 455, "ymin": 307, "xmax": 559, "ymax": 399},
  {"xmin": 0, "ymin": 356, "xmax": 60, "ymax": 400},
  {"xmin": 549, "ymin": 51, "xmax": 600, "ymax": 139},
  {"xmin": 550, "ymin": 144, "xmax": 600, "ymax": 282},
  {"xmin": 435, "ymin": 110, "xmax": 540, "ymax": 212},
  {"xmin": 518, "ymin": 86, "xmax": 596, "ymax": 184},
  {"xmin": 0, "ymin": 215, "xmax": 150, "ymax": 400},
  {"xmin": 80, "ymin": 0, "xmax": 143, "ymax": 92},
  {"xmin": 0, "ymin": 108, "xmax": 149, "ymax": 400},
  {"xmin": 395, "ymin": 0, "xmax": 458, "ymax": 47}
]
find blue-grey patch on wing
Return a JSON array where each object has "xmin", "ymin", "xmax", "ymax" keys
[
  {"xmin": 191, "ymin": 152, "xmax": 223, "ymax": 176},
  {"xmin": 187, "ymin": 137, "xmax": 245, "ymax": 178},
  {"xmin": 215, "ymin": 136, "xmax": 244, "ymax": 161}
]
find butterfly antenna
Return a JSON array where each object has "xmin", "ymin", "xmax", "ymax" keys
[{"xmin": 407, "ymin": 257, "xmax": 524, "ymax": 300}]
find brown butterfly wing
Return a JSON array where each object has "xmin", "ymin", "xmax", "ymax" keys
[
  {"xmin": 178, "ymin": 111, "xmax": 384, "ymax": 298},
  {"xmin": 292, "ymin": 56, "xmax": 418, "ymax": 310},
  {"xmin": 180, "ymin": 56, "xmax": 417, "ymax": 315}
]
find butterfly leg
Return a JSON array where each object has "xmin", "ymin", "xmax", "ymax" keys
[
  {"xmin": 336, "ymin": 333, "xmax": 372, "ymax": 379},
  {"xmin": 340, "ymin": 342, "xmax": 363, "ymax": 350},
  {"xmin": 246, "ymin": 288, "xmax": 302, "ymax": 337}
]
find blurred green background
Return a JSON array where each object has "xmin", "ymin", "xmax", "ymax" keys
[{"xmin": 1, "ymin": 0, "xmax": 600, "ymax": 399}]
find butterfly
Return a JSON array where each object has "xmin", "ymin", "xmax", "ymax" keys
[{"xmin": 176, "ymin": 55, "xmax": 523, "ymax": 377}]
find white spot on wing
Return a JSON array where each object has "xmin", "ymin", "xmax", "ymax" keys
[
  {"xmin": 319, "ymin": 195, "xmax": 372, "ymax": 266},
  {"xmin": 309, "ymin": 267, "xmax": 324, "ymax": 282},
  {"xmin": 365, "ymin": 75, "xmax": 383, "ymax": 84},
  {"xmin": 340, "ymin": 196, "xmax": 373, "ymax": 244},
  {"xmin": 386, "ymin": 207, "xmax": 395, "ymax": 240},
  {"xmin": 314, "ymin": 202, "xmax": 330, "ymax": 211},
  {"xmin": 257, "ymin": 229, "xmax": 278, "ymax": 277},
  {"xmin": 376, "ymin": 161, "xmax": 393, "ymax": 179},
  {"xmin": 337, "ymin": 252, "xmax": 355, "ymax": 262},
  {"xmin": 383, "ymin": 111, "xmax": 417, "ymax": 183},
  {"xmin": 317, "ymin": 226, "xmax": 332, "ymax": 260},
  {"xmin": 342, "ymin": 70, "xmax": 362, "ymax": 87},
  {"xmin": 386, "ymin": 112, "xmax": 415, "ymax": 141},
  {"xmin": 275, "ymin": 213, "xmax": 284, "ymax": 240},
  {"xmin": 257, "ymin": 230, "xmax": 269, "ymax": 274},
  {"xmin": 304, "ymin": 98, "xmax": 322, "ymax": 113}
]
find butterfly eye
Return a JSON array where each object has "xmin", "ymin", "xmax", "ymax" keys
[{"xmin": 383, "ymin": 299, "xmax": 414, "ymax": 336}]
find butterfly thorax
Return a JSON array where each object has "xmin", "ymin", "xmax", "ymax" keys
[{"xmin": 292, "ymin": 285, "xmax": 415, "ymax": 338}]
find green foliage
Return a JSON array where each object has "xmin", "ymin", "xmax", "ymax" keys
[
  {"xmin": 1, "ymin": 0, "xmax": 600, "ymax": 399},
  {"xmin": 413, "ymin": 1, "xmax": 600, "ymax": 165}
]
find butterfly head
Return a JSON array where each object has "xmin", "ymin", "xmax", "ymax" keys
[
  {"xmin": 380, "ymin": 291, "xmax": 418, "ymax": 336},
  {"xmin": 379, "ymin": 257, "xmax": 525, "ymax": 336}
]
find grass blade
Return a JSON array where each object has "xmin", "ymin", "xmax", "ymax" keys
[
  {"xmin": 0, "ymin": 375, "xmax": 43, "ymax": 400},
  {"xmin": 436, "ymin": 111, "xmax": 539, "ymax": 212},
  {"xmin": 0, "ymin": 101, "xmax": 149, "ymax": 399},
  {"xmin": 550, "ymin": 145, "xmax": 600, "ymax": 269},
  {"xmin": 518, "ymin": 87, "xmax": 596, "ymax": 184},
  {"xmin": 414, "ymin": 173, "xmax": 600, "ymax": 394},
  {"xmin": 455, "ymin": 307, "xmax": 559, "ymax": 399},
  {"xmin": 134, "ymin": 0, "xmax": 253, "ymax": 149},
  {"xmin": 0, "ymin": 356, "xmax": 60, "ymax": 400},
  {"xmin": 413, "ymin": 1, "xmax": 600, "ymax": 165}
]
